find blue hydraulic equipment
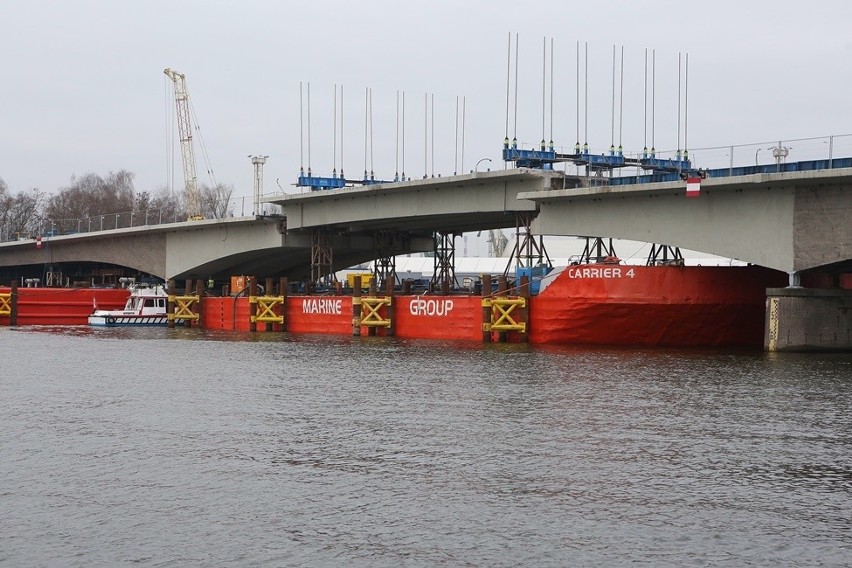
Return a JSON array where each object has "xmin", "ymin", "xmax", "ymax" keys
[
  {"xmin": 297, "ymin": 168, "xmax": 392, "ymax": 191},
  {"xmin": 502, "ymin": 138, "xmax": 693, "ymax": 181}
]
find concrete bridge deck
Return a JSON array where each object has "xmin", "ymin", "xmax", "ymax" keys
[{"xmin": 269, "ymin": 168, "xmax": 549, "ymax": 233}]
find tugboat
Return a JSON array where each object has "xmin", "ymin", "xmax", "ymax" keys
[{"xmin": 88, "ymin": 284, "xmax": 170, "ymax": 326}]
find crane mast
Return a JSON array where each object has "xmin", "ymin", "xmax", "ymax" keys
[{"xmin": 164, "ymin": 68, "xmax": 203, "ymax": 220}]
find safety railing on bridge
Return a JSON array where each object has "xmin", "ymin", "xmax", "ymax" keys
[
  {"xmin": 0, "ymin": 196, "xmax": 282, "ymax": 243},
  {"xmin": 508, "ymin": 133, "xmax": 852, "ymax": 183}
]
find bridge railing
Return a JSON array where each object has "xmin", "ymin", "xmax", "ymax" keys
[
  {"xmin": 678, "ymin": 133, "xmax": 852, "ymax": 174},
  {"xmin": 522, "ymin": 133, "xmax": 852, "ymax": 178},
  {"xmin": 0, "ymin": 196, "xmax": 279, "ymax": 243}
]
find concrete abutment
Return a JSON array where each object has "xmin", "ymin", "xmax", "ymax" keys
[{"xmin": 765, "ymin": 287, "xmax": 852, "ymax": 352}]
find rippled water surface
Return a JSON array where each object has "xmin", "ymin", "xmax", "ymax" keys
[{"xmin": 2, "ymin": 326, "xmax": 851, "ymax": 566}]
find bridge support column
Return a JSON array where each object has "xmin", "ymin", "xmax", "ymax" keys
[
  {"xmin": 788, "ymin": 271, "xmax": 801, "ymax": 287},
  {"xmin": 431, "ymin": 232, "xmax": 456, "ymax": 293},
  {"xmin": 579, "ymin": 237, "xmax": 616, "ymax": 264},
  {"xmin": 765, "ymin": 287, "xmax": 852, "ymax": 352},
  {"xmin": 510, "ymin": 212, "xmax": 550, "ymax": 274},
  {"xmin": 647, "ymin": 244, "xmax": 684, "ymax": 266},
  {"xmin": 372, "ymin": 230, "xmax": 398, "ymax": 291},
  {"xmin": 310, "ymin": 229, "xmax": 335, "ymax": 287}
]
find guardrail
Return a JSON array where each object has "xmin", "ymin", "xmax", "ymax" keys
[{"xmin": 0, "ymin": 196, "xmax": 280, "ymax": 243}]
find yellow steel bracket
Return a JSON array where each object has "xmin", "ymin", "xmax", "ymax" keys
[
  {"xmin": 0, "ymin": 293, "xmax": 10, "ymax": 317},
  {"xmin": 249, "ymin": 295, "xmax": 285, "ymax": 324},
  {"xmin": 481, "ymin": 297, "xmax": 526, "ymax": 333},
  {"xmin": 357, "ymin": 296, "xmax": 392, "ymax": 327},
  {"xmin": 168, "ymin": 294, "xmax": 200, "ymax": 321}
]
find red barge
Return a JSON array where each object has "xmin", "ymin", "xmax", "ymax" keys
[
  {"xmin": 0, "ymin": 287, "xmax": 129, "ymax": 326},
  {"xmin": 3, "ymin": 264, "xmax": 789, "ymax": 348}
]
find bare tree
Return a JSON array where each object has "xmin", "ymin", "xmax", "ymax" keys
[
  {"xmin": 200, "ymin": 182, "xmax": 235, "ymax": 219},
  {"xmin": 0, "ymin": 178, "xmax": 10, "ymax": 240},
  {"xmin": 4, "ymin": 188, "xmax": 45, "ymax": 239},
  {"xmin": 148, "ymin": 186, "xmax": 185, "ymax": 224},
  {"xmin": 46, "ymin": 170, "xmax": 136, "ymax": 231}
]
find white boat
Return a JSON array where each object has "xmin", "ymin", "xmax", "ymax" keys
[{"xmin": 88, "ymin": 284, "xmax": 170, "ymax": 326}]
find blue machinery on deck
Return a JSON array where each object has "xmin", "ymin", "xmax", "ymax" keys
[
  {"xmin": 501, "ymin": 138, "xmax": 693, "ymax": 180},
  {"xmin": 296, "ymin": 141, "xmax": 852, "ymax": 191},
  {"xmin": 297, "ymin": 169, "xmax": 392, "ymax": 191}
]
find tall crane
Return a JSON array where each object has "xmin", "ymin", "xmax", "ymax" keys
[{"xmin": 164, "ymin": 68, "xmax": 203, "ymax": 220}]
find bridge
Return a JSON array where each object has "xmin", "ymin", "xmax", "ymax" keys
[
  {"xmin": 1, "ymin": 166, "xmax": 848, "ymax": 281},
  {"xmin": 1, "ymin": 163, "xmax": 849, "ymax": 351},
  {"xmin": 0, "ymin": 169, "xmax": 549, "ymax": 283}
]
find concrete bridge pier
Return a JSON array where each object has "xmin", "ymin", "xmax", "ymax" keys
[{"xmin": 765, "ymin": 287, "xmax": 852, "ymax": 352}]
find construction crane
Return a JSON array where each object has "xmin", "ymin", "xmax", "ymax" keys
[{"xmin": 164, "ymin": 68, "xmax": 203, "ymax": 220}]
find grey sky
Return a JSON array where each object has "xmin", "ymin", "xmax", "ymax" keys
[{"xmin": 3, "ymin": 0, "xmax": 851, "ymax": 201}]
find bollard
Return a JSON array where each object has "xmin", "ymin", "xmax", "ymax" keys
[
  {"xmin": 385, "ymin": 276, "xmax": 395, "ymax": 336},
  {"xmin": 195, "ymin": 280, "xmax": 205, "ymax": 329},
  {"xmin": 167, "ymin": 280, "xmax": 176, "ymax": 329},
  {"xmin": 279, "ymin": 276, "xmax": 288, "ymax": 332},
  {"xmin": 352, "ymin": 275, "xmax": 362, "ymax": 336},
  {"xmin": 481, "ymin": 274, "xmax": 492, "ymax": 343},
  {"xmin": 10, "ymin": 280, "xmax": 18, "ymax": 327},
  {"xmin": 249, "ymin": 276, "xmax": 257, "ymax": 332},
  {"xmin": 518, "ymin": 275, "xmax": 530, "ymax": 343}
]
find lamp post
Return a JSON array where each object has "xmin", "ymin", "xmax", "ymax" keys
[
  {"xmin": 754, "ymin": 148, "xmax": 762, "ymax": 165},
  {"xmin": 475, "ymin": 158, "xmax": 492, "ymax": 172}
]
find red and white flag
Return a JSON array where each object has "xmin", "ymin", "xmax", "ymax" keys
[{"xmin": 685, "ymin": 177, "xmax": 701, "ymax": 198}]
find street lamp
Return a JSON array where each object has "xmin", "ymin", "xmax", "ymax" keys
[
  {"xmin": 755, "ymin": 148, "xmax": 762, "ymax": 165},
  {"xmin": 475, "ymin": 158, "xmax": 492, "ymax": 172}
]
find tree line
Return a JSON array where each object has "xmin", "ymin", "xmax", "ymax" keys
[{"xmin": 0, "ymin": 171, "xmax": 234, "ymax": 241}]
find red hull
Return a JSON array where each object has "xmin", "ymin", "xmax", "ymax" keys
[
  {"xmin": 529, "ymin": 265, "xmax": 787, "ymax": 347},
  {"xmin": 0, "ymin": 287, "xmax": 129, "ymax": 325}
]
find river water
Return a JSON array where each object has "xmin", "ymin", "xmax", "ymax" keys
[{"xmin": 1, "ymin": 326, "xmax": 850, "ymax": 567}]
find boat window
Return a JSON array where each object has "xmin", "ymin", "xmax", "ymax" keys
[
  {"xmin": 144, "ymin": 298, "xmax": 155, "ymax": 307},
  {"xmin": 157, "ymin": 299, "xmax": 165, "ymax": 308}
]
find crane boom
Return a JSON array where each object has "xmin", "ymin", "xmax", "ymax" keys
[{"xmin": 164, "ymin": 68, "xmax": 203, "ymax": 220}]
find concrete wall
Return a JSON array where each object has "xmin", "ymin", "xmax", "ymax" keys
[
  {"xmin": 765, "ymin": 287, "xmax": 852, "ymax": 351},
  {"xmin": 793, "ymin": 185, "xmax": 852, "ymax": 271}
]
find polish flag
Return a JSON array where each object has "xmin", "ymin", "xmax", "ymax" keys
[{"xmin": 686, "ymin": 177, "xmax": 701, "ymax": 198}]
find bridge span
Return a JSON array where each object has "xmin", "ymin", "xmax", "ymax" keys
[
  {"xmin": 520, "ymin": 167, "xmax": 852, "ymax": 278},
  {"xmin": 0, "ymin": 169, "xmax": 554, "ymax": 282}
]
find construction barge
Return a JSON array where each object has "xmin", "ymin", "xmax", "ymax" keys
[{"xmin": 1, "ymin": 264, "xmax": 792, "ymax": 348}]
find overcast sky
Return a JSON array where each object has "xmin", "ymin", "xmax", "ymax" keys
[{"xmin": 3, "ymin": 0, "xmax": 852, "ymax": 200}]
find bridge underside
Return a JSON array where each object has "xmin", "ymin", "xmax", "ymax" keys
[{"xmin": 176, "ymin": 231, "xmax": 434, "ymax": 281}]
